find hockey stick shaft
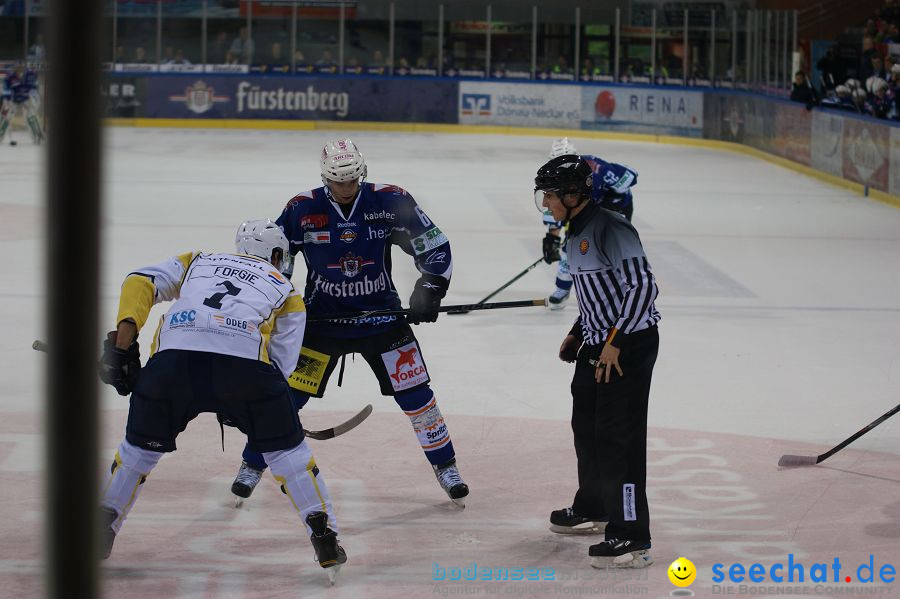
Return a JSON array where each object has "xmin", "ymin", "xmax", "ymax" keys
[
  {"xmin": 472, "ymin": 257, "xmax": 544, "ymax": 306},
  {"xmin": 778, "ymin": 402, "xmax": 900, "ymax": 467},
  {"xmin": 32, "ymin": 340, "xmax": 372, "ymax": 441},
  {"xmin": 306, "ymin": 298, "xmax": 546, "ymax": 322}
]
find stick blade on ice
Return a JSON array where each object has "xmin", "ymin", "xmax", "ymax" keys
[{"xmin": 778, "ymin": 454, "xmax": 819, "ymax": 468}]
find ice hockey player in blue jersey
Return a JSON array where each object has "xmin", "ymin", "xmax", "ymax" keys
[
  {"xmin": 0, "ymin": 65, "xmax": 43, "ymax": 145},
  {"xmin": 541, "ymin": 138, "xmax": 638, "ymax": 309},
  {"xmin": 230, "ymin": 139, "xmax": 469, "ymax": 507}
]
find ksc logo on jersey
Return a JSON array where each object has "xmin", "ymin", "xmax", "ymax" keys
[
  {"xmin": 327, "ymin": 252, "xmax": 375, "ymax": 278},
  {"xmin": 461, "ymin": 93, "xmax": 491, "ymax": 116},
  {"xmin": 168, "ymin": 81, "xmax": 228, "ymax": 114},
  {"xmin": 169, "ymin": 309, "xmax": 196, "ymax": 327}
]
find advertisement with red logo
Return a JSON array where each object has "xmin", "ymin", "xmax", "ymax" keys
[
  {"xmin": 381, "ymin": 342, "xmax": 429, "ymax": 392},
  {"xmin": 580, "ymin": 87, "xmax": 703, "ymax": 137}
]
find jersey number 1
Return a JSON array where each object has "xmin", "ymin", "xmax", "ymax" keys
[{"xmin": 203, "ymin": 280, "xmax": 241, "ymax": 309}]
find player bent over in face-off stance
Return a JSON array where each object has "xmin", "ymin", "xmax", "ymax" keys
[
  {"xmin": 540, "ymin": 138, "xmax": 638, "ymax": 310},
  {"xmin": 535, "ymin": 155, "xmax": 660, "ymax": 569},
  {"xmin": 230, "ymin": 139, "xmax": 469, "ymax": 507},
  {"xmin": 97, "ymin": 220, "xmax": 346, "ymax": 583}
]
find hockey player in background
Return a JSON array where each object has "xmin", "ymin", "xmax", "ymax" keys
[
  {"xmin": 541, "ymin": 138, "xmax": 638, "ymax": 309},
  {"xmin": 229, "ymin": 139, "xmax": 469, "ymax": 507},
  {"xmin": 0, "ymin": 64, "xmax": 43, "ymax": 145},
  {"xmin": 97, "ymin": 220, "xmax": 346, "ymax": 582},
  {"xmin": 535, "ymin": 155, "xmax": 659, "ymax": 569}
]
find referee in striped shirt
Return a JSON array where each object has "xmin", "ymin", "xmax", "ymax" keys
[{"xmin": 534, "ymin": 154, "xmax": 660, "ymax": 569}]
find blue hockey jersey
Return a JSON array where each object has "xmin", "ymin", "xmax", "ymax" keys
[
  {"xmin": 277, "ymin": 183, "xmax": 452, "ymax": 337},
  {"xmin": 543, "ymin": 154, "xmax": 638, "ymax": 228},
  {"xmin": 3, "ymin": 69, "xmax": 39, "ymax": 104}
]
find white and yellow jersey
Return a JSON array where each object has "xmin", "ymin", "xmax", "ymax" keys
[{"xmin": 115, "ymin": 252, "xmax": 305, "ymax": 379}]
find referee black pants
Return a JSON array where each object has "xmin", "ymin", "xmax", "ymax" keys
[{"xmin": 570, "ymin": 326, "xmax": 658, "ymax": 542}]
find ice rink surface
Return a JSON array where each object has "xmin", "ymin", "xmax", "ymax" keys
[{"xmin": 2, "ymin": 127, "xmax": 900, "ymax": 598}]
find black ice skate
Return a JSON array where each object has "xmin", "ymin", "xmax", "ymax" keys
[
  {"xmin": 99, "ymin": 506, "xmax": 118, "ymax": 560},
  {"xmin": 549, "ymin": 507, "xmax": 606, "ymax": 535},
  {"xmin": 230, "ymin": 460, "xmax": 263, "ymax": 507},
  {"xmin": 433, "ymin": 458, "xmax": 469, "ymax": 507},
  {"xmin": 306, "ymin": 511, "xmax": 347, "ymax": 585},
  {"xmin": 589, "ymin": 538, "xmax": 653, "ymax": 569}
]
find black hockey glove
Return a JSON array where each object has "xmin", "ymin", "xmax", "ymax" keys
[
  {"xmin": 408, "ymin": 274, "xmax": 449, "ymax": 325},
  {"xmin": 542, "ymin": 232, "xmax": 561, "ymax": 264},
  {"xmin": 98, "ymin": 331, "xmax": 141, "ymax": 396}
]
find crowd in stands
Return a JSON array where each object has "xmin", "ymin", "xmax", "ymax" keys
[{"xmin": 791, "ymin": 0, "xmax": 900, "ymax": 120}]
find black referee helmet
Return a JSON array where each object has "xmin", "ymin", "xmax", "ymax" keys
[{"xmin": 534, "ymin": 154, "xmax": 593, "ymax": 199}]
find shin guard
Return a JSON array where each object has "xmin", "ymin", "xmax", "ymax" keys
[
  {"xmin": 263, "ymin": 440, "xmax": 338, "ymax": 536},
  {"xmin": 395, "ymin": 387, "xmax": 455, "ymax": 466},
  {"xmin": 99, "ymin": 439, "xmax": 163, "ymax": 533}
]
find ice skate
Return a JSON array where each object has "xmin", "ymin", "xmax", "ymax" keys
[
  {"xmin": 99, "ymin": 506, "xmax": 118, "ymax": 560},
  {"xmin": 306, "ymin": 511, "xmax": 347, "ymax": 585},
  {"xmin": 547, "ymin": 287, "xmax": 570, "ymax": 310},
  {"xmin": 433, "ymin": 458, "xmax": 469, "ymax": 507},
  {"xmin": 589, "ymin": 539, "xmax": 653, "ymax": 569},
  {"xmin": 231, "ymin": 461, "xmax": 263, "ymax": 507},
  {"xmin": 549, "ymin": 506, "xmax": 606, "ymax": 535}
]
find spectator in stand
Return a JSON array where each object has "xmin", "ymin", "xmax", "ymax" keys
[
  {"xmin": 821, "ymin": 84, "xmax": 854, "ymax": 112},
  {"xmin": 171, "ymin": 49, "xmax": 191, "ymax": 66},
  {"xmin": 267, "ymin": 41, "xmax": 286, "ymax": 65},
  {"xmin": 210, "ymin": 31, "xmax": 229, "ymax": 64},
  {"xmin": 28, "ymin": 33, "xmax": 45, "ymax": 61},
  {"xmin": 816, "ymin": 46, "xmax": 841, "ymax": 95},
  {"xmin": 860, "ymin": 37, "xmax": 878, "ymax": 79},
  {"xmin": 869, "ymin": 54, "xmax": 887, "ymax": 82},
  {"xmin": 852, "ymin": 88, "xmax": 869, "ymax": 114},
  {"xmin": 229, "ymin": 26, "xmax": 255, "ymax": 64},
  {"xmin": 868, "ymin": 78, "xmax": 893, "ymax": 118},
  {"xmin": 223, "ymin": 50, "xmax": 239, "ymax": 65},
  {"xmin": 581, "ymin": 57, "xmax": 601, "ymax": 78},
  {"xmin": 552, "ymin": 55, "xmax": 572, "ymax": 75},
  {"xmin": 790, "ymin": 71, "xmax": 818, "ymax": 108},
  {"xmin": 316, "ymin": 49, "xmax": 335, "ymax": 66},
  {"xmin": 132, "ymin": 46, "xmax": 150, "ymax": 64},
  {"xmin": 370, "ymin": 49, "xmax": 385, "ymax": 67},
  {"xmin": 114, "ymin": 45, "xmax": 126, "ymax": 64},
  {"xmin": 162, "ymin": 47, "xmax": 175, "ymax": 65}
]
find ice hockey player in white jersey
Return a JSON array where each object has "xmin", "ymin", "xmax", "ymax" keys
[{"xmin": 97, "ymin": 220, "xmax": 347, "ymax": 583}]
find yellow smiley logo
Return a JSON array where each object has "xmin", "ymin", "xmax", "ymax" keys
[{"xmin": 668, "ymin": 557, "xmax": 696, "ymax": 587}]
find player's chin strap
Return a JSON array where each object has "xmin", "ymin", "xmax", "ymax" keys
[{"xmin": 563, "ymin": 195, "xmax": 589, "ymax": 223}]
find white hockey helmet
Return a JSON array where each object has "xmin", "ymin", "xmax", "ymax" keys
[
  {"xmin": 320, "ymin": 138, "xmax": 367, "ymax": 185},
  {"xmin": 872, "ymin": 78, "xmax": 888, "ymax": 93},
  {"xmin": 235, "ymin": 219, "xmax": 289, "ymax": 266},
  {"xmin": 549, "ymin": 137, "xmax": 577, "ymax": 158},
  {"xmin": 845, "ymin": 78, "xmax": 860, "ymax": 90},
  {"xmin": 835, "ymin": 84, "xmax": 850, "ymax": 96}
]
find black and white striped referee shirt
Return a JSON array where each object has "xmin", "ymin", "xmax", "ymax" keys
[{"xmin": 565, "ymin": 203, "xmax": 660, "ymax": 346}]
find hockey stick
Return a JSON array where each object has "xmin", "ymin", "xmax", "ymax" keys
[
  {"xmin": 31, "ymin": 340, "xmax": 373, "ymax": 441},
  {"xmin": 448, "ymin": 258, "xmax": 544, "ymax": 315},
  {"xmin": 778, "ymin": 402, "xmax": 900, "ymax": 468},
  {"xmin": 307, "ymin": 298, "xmax": 546, "ymax": 322},
  {"xmin": 304, "ymin": 404, "xmax": 373, "ymax": 440}
]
